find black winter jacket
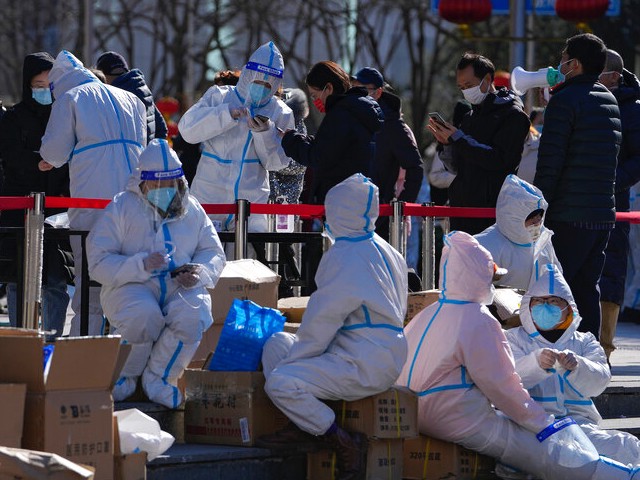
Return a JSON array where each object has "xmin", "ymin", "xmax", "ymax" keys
[
  {"xmin": 535, "ymin": 74, "xmax": 621, "ymax": 224},
  {"xmin": 282, "ymin": 87, "xmax": 383, "ymax": 204},
  {"xmin": 611, "ymin": 70, "xmax": 640, "ymax": 213},
  {"xmin": 112, "ymin": 69, "xmax": 168, "ymax": 141},
  {"xmin": 445, "ymin": 88, "xmax": 530, "ymax": 234},
  {"xmin": 373, "ymin": 91, "xmax": 423, "ymax": 204}
]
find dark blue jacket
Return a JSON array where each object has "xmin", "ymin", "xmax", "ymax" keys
[
  {"xmin": 535, "ymin": 74, "xmax": 621, "ymax": 224},
  {"xmin": 612, "ymin": 69, "xmax": 640, "ymax": 213},
  {"xmin": 112, "ymin": 69, "xmax": 168, "ymax": 141},
  {"xmin": 373, "ymin": 91, "xmax": 423, "ymax": 204},
  {"xmin": 282, "ymin": 87, "xmax": 383, "ymax": 204}
]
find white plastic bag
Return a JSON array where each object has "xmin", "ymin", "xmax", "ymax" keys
[{"xmin": 114, "ymin": 408, "xmax": 175, "ymax": 461}]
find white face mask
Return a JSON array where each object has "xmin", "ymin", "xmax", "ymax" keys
[
  {"xmin": 526, "ymin": 224, "xmax": 542, "ymax": 242},
  {"xmin": 462, "ymin": 78, "xmax": 488, "ymax": 105}
]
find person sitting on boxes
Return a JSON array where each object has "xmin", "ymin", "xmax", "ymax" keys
[
  {"xmin": 504, "ymin": 263, "xmax": 640, "ymax": 476},
  {"xmin": 397, "ymin": 231, "xmax": 640, "ymax": 480},
  {"xmin": 258, "ymin": 173, "xmax": 408, "ymax": 480},
  {"xmin": 87, "ymin": 138, "xmax": 226, "ymax": 408}
]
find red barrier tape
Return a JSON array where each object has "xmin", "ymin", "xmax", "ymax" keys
[{"xmin": 0, "ymin": 196, "xmax": 637, "ymax": 223}]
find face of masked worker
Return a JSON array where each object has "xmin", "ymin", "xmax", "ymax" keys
[
  {"xmin": 248, "ymin": 80, "xmax": 273, "ymax": 107},
  {"xmin": 524, "ymin": 209, "xmax": 544, "ymax": 243},
  {"xmin": 31, "ymin": 70, "xmax": 52, "ymax": 105},
  {"xmin": 530, "ymin": 296, "xmax": 569, "ymax": 330},
  {"xmin": 141, "ymin": 176, "xmax": 186, "ymax": 217}
]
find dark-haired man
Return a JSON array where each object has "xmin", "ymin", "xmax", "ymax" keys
[
  {"xmin": 534, "ymin": 34, "xmax": 622, "ymax": 341},
  {"xmin": 428, "ymin": 52, "xmax": 530, "ymax": 234}
]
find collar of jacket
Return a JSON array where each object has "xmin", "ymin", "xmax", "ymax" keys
[
  {"xmin": 551, "ymin": 73, "xmax": 600, "ymax": 95},
  {"xmin": 325, "ymin": 86, "xmax": 368, "ymax": 111}
]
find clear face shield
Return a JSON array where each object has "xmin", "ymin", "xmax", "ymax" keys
[
  {"xmin": 140, "ymin": 167, "xmax": 189, "ymax": 218},
  {"xmin": 242, "ymin": 61, "xmax": 283, "ymax": 111}
]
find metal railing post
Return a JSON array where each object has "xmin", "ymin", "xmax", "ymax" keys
[
  {"xmin": 22, "ymin": 192, "xmax": 45, "ymax": 331},
  {"xmin": 390, "ymin": 200, "xmax": 406, "ymax": 257},
  {"xmin": 421, "ymin": 203, "xmax": 436, "ymax": 290},
  {"xmin": 234, "ymin": 199, "xmax": 250, "ymax": 259},
  {"xmin": 265, "ymin": 200, "xmax": 277, "ymax": 265}
]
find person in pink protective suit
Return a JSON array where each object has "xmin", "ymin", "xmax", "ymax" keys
[
  {"xmin": 396, "ymin": 231, "xmax": 640, "ymax": 480},
  {"xmin": 505, "ymin": 263, "xmax": 640, "ymax": 470}
]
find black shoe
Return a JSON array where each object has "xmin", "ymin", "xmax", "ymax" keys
[
  {"xmin": 620, "ymin": 308, "xmax": 640, "ymax": 324},
  {"xmin": 323, "ymin": 427, "xmax": 368, "ymax": 480}
]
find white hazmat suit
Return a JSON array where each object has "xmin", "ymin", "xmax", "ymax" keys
[
  {"xmin": 506, "ymin": 263, "xmax": 640, "ymax": 466},
  {"xmin": 87, "ymin": 139, "xmax": 226, "ymax": 408},
  {"xmin": 624, "ymin": 182, "xmax": 640, "ymax": 313},
  {"xmin": 397, "ymin": 231, "xmax": 638, "ymax": 480},
  {"xmin": 475, "ymin": 174, "xmax": 561, "ymax": 291},
  {"xmin": 178, "ymin": 42, "xmax": 294, "ymax": 234},
  {"xmin": 262, "ymin": 173, "xmax": 408, "ymax": 435},
  {"xmin": 40, "ymin": 50, "xmax": 147, "ymax": 336}
]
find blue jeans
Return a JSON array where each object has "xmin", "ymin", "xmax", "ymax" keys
[{"xmin": 8, "ymin": 268, "xmax": 70, "ymax": 338}]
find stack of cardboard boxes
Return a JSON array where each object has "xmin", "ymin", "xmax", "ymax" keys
[
  {"xmin": 184, "ymin": 259, "xmax": 289, "ymax": 446},
  {"xmin": 0, "ymin": 329, "xmax": 130, "ymax": 480},
  {"xmin": 308, "ymin": 387, "xmax": 419, "ymax": 480}
]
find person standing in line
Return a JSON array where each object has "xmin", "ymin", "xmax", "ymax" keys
[
  {"xmin": 39, "ymin": 50, "xmax": 147, "ymax": 336},
  {"xmin": 351, "ymin": 67, "xmax": 423, "ymax": 241},
  {"xmin": 596, "ymin": 49, "xmax": 640, "ymax": 360},
  {"xmin": 280, "ymin": 61, "xmax": 383, "ymax": 205},
  {"xmin": 534, "ymin": 34, "xmax": 621, "ymax": 341},
  {"xmin": 0, "ymin": 52, "xmax": 71, "ymax": 337},
  {"xmin": 96, "ymin": 51, "xmax": 168, "ymax": 142},
  {"xmin": 428, "ymin": 53, "xmax": 530, "ymax": 235}
]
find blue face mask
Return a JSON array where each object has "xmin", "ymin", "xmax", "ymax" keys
[
  {"xmin": 556, "ymin": 59, "xmax": 574, "ymax": 85},
  {"xmin": 147, "ymin": 187, "xmax": 177, "ymax": 212},
  {"xmin": 32, "ymin": 87, "xmax": 52, "ymax": 105},
  {"xmin": 531, "ymin": 303, "xmax": 566, "ymax": 330},
  {"xmin": 248, "ymin": 83, "xmax": 271, "ymax": 107}
]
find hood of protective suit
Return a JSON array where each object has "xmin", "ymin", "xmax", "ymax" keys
[
  {"xmin": 324, "ymin": 173, "xmax": 378, "ymax": 241},
  {"xmin": 520, "ymin": 263, "xmax": 580, "ymax": 342},
  {"xmin": 49, "ymin": 50, "xmax": 99, "ymax": 99},
  {"xmin": 496, "ymin": 174, "xmax": 548, "ymax": 246},
  {"xmin": 439, "ymin": 231, "xmax": 496, "ymax": 304},
  {"xmin": 130, "ymin": 138, "xmax": 189, "ymax": 219},
  {"xmin": 235, "ymin": 42, "xmax": 284, "ymax": 110}
]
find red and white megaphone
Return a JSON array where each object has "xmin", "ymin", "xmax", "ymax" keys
[{"xmin": 510, "ymin": 66, "xmax": 562, "ymax": 96}]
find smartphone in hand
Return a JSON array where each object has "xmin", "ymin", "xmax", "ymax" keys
[
  {"xmin": 254, "ymin": 114, "xmax": 269, "ymax": 123},
  {"xmin": 428, "ymin": 112, "xmax": 448, "ymax": 126},
  {"xmin": 170, "ymin": 263, "xmax": 200, "ymax": 278}
]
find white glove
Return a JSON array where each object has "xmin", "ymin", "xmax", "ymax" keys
[
  {"xmin": 247, "ymin": 116, "xmax": 270, "ymax": 132},
  {"xmin": 537, "ymin": 348, "xmax": 559, "ymax": 370},
  {"xmin": 175, "ymin": 271, "xmax": 200, "ymax": 288},
  {"xmin": 143, "ymin": 252, "xmax": 168, "ymax": 272}
]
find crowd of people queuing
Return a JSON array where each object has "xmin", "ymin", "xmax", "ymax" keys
[{"xmin": 0, "ymin": 31, "xmax": 639, "ymax": 478}]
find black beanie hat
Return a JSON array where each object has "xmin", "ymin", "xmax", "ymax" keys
[{"xmin": 96, "ymin": 51, "xmax": 129, "ymax": 76}]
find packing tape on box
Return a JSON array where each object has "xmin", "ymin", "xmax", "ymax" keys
[{"xmin": 385, "ymin": 440, "xmax": 394, "ymax": 479}]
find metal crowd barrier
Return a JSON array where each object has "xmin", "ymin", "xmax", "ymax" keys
[{"xmin": 4, "ymin": 193, "xmax": 639, "ymax": 336}]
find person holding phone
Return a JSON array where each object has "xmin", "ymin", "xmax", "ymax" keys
[
  {"xmin": 428, "ymin": 52, "xmax": 530, "ymax": 235},
  {"xmin": 178, "ymin": 42, "xmax": 295, "ymax": 245},
  {"xmin": 87, "ymin": 139, "xmax": 226, "ymax": 408}
]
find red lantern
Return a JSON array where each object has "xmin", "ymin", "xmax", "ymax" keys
[
  {"xmin": 156, "ymin": 97, "xmax": 180, "ymax": 117},
  {"xmin": 555, "ymin": 0, "xmax": 608, "ymax": 23},
  {"xmin": 439, "ymin": 0, "xmax": 492, "ymax": 25},
  {"xmin": 166, "ymin": 121, "xmax": 179, "ymax": 139}
]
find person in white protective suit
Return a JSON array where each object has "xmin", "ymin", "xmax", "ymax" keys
[
  {"xmin": 475, "ymin": 174, "xmax": 562, "ymax": 291},
  {"xmin": 39, "ymin": 50, "xmax": 147, "ymax": 336},
  {"xmin": 258, "ymin": 173, "xmax": 408, "ymax": 480},
  {"xmin": 396, "ymin": 231, "xmax": 639, "ymax": 480},
  {"xmin": 86, "ymin": 139, "xmax": 226, "ymax": 408},
  {"xmin": 505, "ymin": 263, "xmax": 640, "ymax": 470},
  {"xmin": 178, "ymin": 41, "xmax": 295, "ymax": 240}
]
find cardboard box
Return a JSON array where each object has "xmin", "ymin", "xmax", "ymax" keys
[
  {"xmin": 0, "ymin": 383, "xmax": 26, "ymax": 447},
  {"xmin": 307, "ymin": 438, "xmax": 403, "ymax": 480},
  {"xmin": 0, "ymin": 446, "xmax": 95, "ymax": 479},
  {"xmin": 405, "ymin": 291, "xmax": 441, "ymax": 325},
  {"xmin": 192, "ymin": 323, "xmax": 224, "ymax": 363},
  {"xmin": 277, "ymin": 296, "xmax": 310, "ymax": 323},
  {"xmin": 113, "ymin": 415, "xmax": 147, "ymax": 480},
  {"xmin": 402, "ymin": 435, "xmax": 495, "ymax": 479},
  {"xmin": 184, "ymin": 370, "xmax": 288, "ymax": 446},
  {"xmin": 329, "ymin": 387, "xmax": 418, "ymax": 439},
  {"xmin": 0, "ymin": 332, "xmax": 127, "ymax": 480},
  {"xmin": 207, "ymin": 259, "xmax": 280, "ymax": 323}
]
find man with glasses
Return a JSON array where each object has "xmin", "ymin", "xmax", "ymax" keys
[
  {"xmin": 534, "ymin": 34, "xmax": 621, "ymax": 341},
  {"xmin": 505, "ymin": 264, "xmax": 640, "ymax": 476}
]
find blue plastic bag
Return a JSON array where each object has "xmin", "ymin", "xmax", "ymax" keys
[{"xmin": 208, "ymin": 299, "xmax": 286, "ymax": 371}]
